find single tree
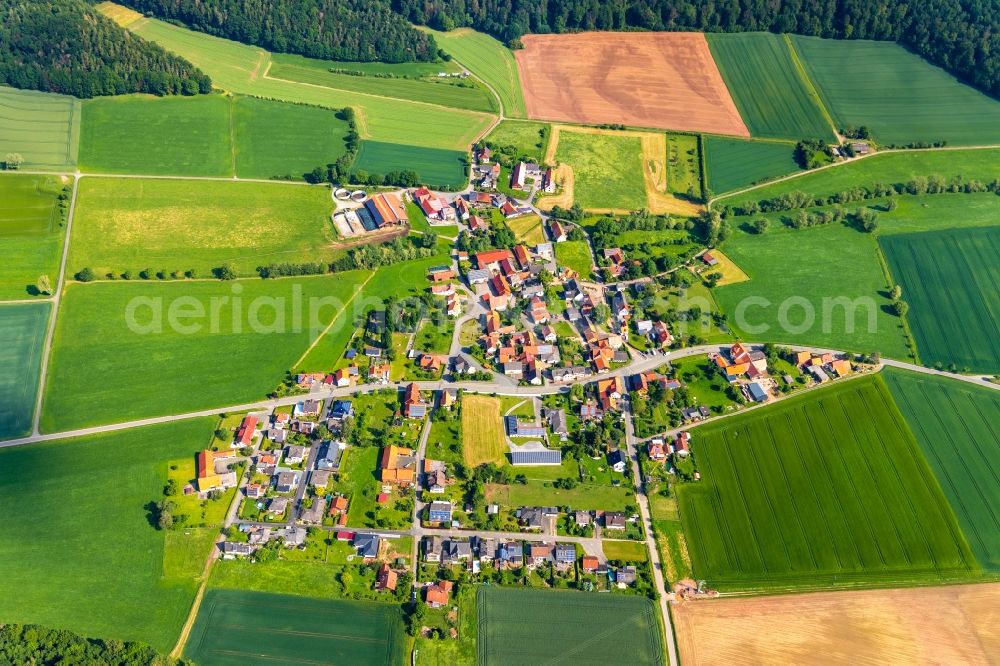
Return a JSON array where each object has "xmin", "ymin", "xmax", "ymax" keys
[
  {"xmin": 36, "ymin": 274, "xmax": 52, "ymax": 295},
  {"xmin": 75, "ymin": 267, "xmax": 95, "ymax": 282},
  {"xmin": 4, "ymin": 153, "xmax": 23, "ymax": 170}
]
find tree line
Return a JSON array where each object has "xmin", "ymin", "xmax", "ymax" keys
[
  {"xmin": 0, "ymin": 0, "xmax": 210, "ymax": 97},
  {"xmin": 121, "ymin": 0, "xmax": 441, "ymax": 63},
  {"xmin": 395, "ymin": 0, "xmax": 1000, "ymax": 97},
  {"xmin": 0, "ymin": 623, "xmax": 187, "ymax": 666}
]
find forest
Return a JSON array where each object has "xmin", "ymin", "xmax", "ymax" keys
[
  {"xmin": 120, "ymin": 0, "xmax": 441, "ymax": 63},
  {"xmin": 0, "ymin": 0, "xmax": 211, "ymax": 97},
  {"xmin": 395, "ymin": 0, "xmax": 1000, "ymax": 97},
  {"xmin": 0, "ymin": 623, "xmax": 187, "ymax": 666}
]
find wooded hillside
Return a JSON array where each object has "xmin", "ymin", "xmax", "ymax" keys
[
  {"xmin": 0, "ymin": 0, "xmax": 211, "ymax": 97},
  {"xmin": 121, "ymin": 0, "xmax": 441, "ymax": 63},
  {"xmin": 396, "ymin": 0, "xmax": 1000, "ymax": 96}
]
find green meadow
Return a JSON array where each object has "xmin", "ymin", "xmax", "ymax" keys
[
  {"xmin": 705, "ymin": 137, "xmax": 801, "ymax": 195},
  {"xmin": 186, "ymin": 590, "xmax": 405, "ymax": 666},
  {"xmin": 0, "ymin": 173, "xmax": 69, "ymax": 299},
  {"xmin": 882, "ymin": 226, "xmax": 1000, "ymax": 373},
  {"xmin": 557, "ymin": 131, "xmax": 646, "ymax": 210},
  {"xmin": 707, "ymin": 33, "xmax": 835, "ymax": 141},
  {"xmin": 716, "ymin": 147, "xmax": 1000, "ymax": 209},
  {"xmin": 80, "ymin": 94, "xmax": 232, "ymax": 176},
  {"xmin": 716, "ymin": 192, "xmax": 1000, "ymax": 358},
  {"xmin": 68, "ymin": 177, "xmax": 338, "ymax": 278},
  {"xmin": 0, "ymin": 418, "xmax": 217, "ymax": 650},
  {"xmin": 0, "ymin": 302, "xmax": 49, "ymax": 439},
  {"xmin": 352, "ymin": 140, "xmax": 468, "ymax": 188},
  {"xmin": 0, "ymin": 86, "xmax": 80, "ymax": 170},
  {"xmin": 268, "ymin": 52, "xmax": 497, "ymax": 113},
  {"xmin": 885, "ymin": 369, "xmax": 1000, "ymax": 572},
  {"xmin": 425, "ymin": 27, "xmax": 528, "ymax": 118},
  {"xmin": 79, "ymin": 94, "xmax": 352, "ymax": 179},
  {"xmin": 40, "ymin": 272, "xmax": 370, "ymax": 431},
  {"xmin": 793, "ymin": 36, "xmax": 1000, "ymax": 147},
  {"xmin": 678, "ymin": 375, "xmax": 979, "ymax": 591},
  {"xmin": 127, "ymin": 16, "xmax": 494, "ymax": 151},
  {"xmin": 553, "ymin": 241, "xmax": 594, "ymax": 280},
  {"xmin": 485, "ymin": 120, "xmax": 550, "ymax": 162}
]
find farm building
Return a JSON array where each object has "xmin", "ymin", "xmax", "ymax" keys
[
  {"xmin": 365, "ymin": 192, "xmax": 408, "ymax": 227},
  {"xmin": 511, "ymin": 449, "xmax": 562, "ymax": 466}
]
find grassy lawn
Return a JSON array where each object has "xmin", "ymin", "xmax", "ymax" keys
[
  {"xmin": 0, "ymin": 418, "xmax": 217, "ymax": 651},
  {"xmin": 352, "ymin": 140, "xmax": 469, "ymax": 189},
  {"xmin": 186, "ymin": 590, "xmax": 405, "ymax": 666},
  {"xmin": 678, "ymin": 375, "xmax": 980, "ymax": 591},
  {"xmin": 68, "ymin": 177, "xmax": 338, "ymax": 278},
  {"xmin": 0, "ymin": 85, "xmax": 80, "ymax": 170},
  {"xmin": 334, "ymin": 445, "xmax": 413, "ymax": 529},
  {"xmin": 40, "ymin": 272, "xmax": 369, "ymax": 431},
  {"xmin": 0, "ymin": 173, "xmax": 70, "ymax": 299},
  {"xmin": 556, "ymin": 130, "xmax": 646, "ymax": 210},
  {"xmin": 0, "ymin": 302, "xmax": 49, "ymax": 439},
  {"xmin": 499, "ymin": 395, "xmax": 535, "ymax": 419},
  {"xmin": 80, "ymin": 94, "xmax": 232, "ymax": 176},
  {"xmin": 128, "ymin": 15, "xmax": 494, "ymax": 151},
  {"xmin": 670, "ymin": 356, "xmax": 741, "ymax": 411},
  {"xmin": 705, "ymin": 137, "xmax": 801, "ymax": 195},
  {"xmin": 554, "ymin": 241, "xmax": 593, "ymax": 279},
  {"xmin": 414, "ymin": 585, "xmax": 477, "ymax": 665},
  {"xmin": 881, "ymin": 226, "xmax": 1000, "ymax": 373},
  {"xmin": 488, "ymin": 479, "xmax": 632, "ymax": 512},
  {"xmin": 462, "ymin": 394, "xmax": 507, "ymax": 467},
  {"xmin": 707, "ymin": 32, "xmax": 836, "ymax": 141},
  {"xmin": 603, "ymin": 540, "xmax": 649, "ymax": 562},
  {"xmin": 793, "ymin": 36, "xmax": 1000, "ymax": 147},
  {"xmin": 423, "ymin": 28, "xmax": 528, "ymax": 118},
  {"xmin": 884, "ymin": 368, "xmax": 1000, "ymax": 572},
  {"xmin": 414, "ymin": 317, "xmax": 453, "ymax": 355},
  {"xmin": 484, "ymin": 120, "xmax": 549, "ymax": 162},
  {"xmin": 268, "ymin": 51, "xmax": 496, "ymax": 113},
  {"xmin": 507, "ymin": 214, "xmax": 546, "ymax": 245}
]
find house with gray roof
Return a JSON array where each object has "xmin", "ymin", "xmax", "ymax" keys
[{"xmin": 354, "ymin": 533, "xmax": 381, "ymax": 560}]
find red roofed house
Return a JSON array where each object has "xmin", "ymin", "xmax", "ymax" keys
[
  {"xmin": 529, "ymin": 296, "xmax": 549, "ymax": 324},
  {"xmin": 581, "ymin": 556, "xmax": 600, "ymax": 572},
  {"xmin": 476, "ymin": 249, "xmax": 514, "ymax": 272},
  {"xmin": 674, "ymin": 431, "xmax": 691, "ymax": 457},
  {"xmin": 730, "ymin": 342, "xmax": 753, "ymax": 365},
  {"xmin": 511, "ymin": 162, "xmax": 526, "ymax": 189},
  {"xmin": 235, "ymin": 415, "xmax": 258, "ymax": 447},
  {"xmin": 426, "ymin": 580, "xmax": 453, "ymax": 608},
  {"xmin": 500, "ymin": 200, "xmax": 520, "ymax": 218},
  {"xmin": 375, "ymin": 563, "xmax": 398, "ymax": 592},
  {"xmin": 513, "ymin": 245, "xmax": 531, "ymax": 269},
  {"xmin": 649, "ymin": 441, "xmax": 666, "ymax": 461},
  {"xmin": 549, "ymin": 220, "xmax": 567, "ymax": 242},
  {"xmin": 468, "ymin": 214, "xmax": 489, "ymax": 233},
  {"xmin": 364, "ymin": 192, "xmax": 408, "ymax": 227},
  {"xmin": 702, "ymin": 252, "xmax": 719, "ymax": 266},
  {"xmin": 428, "ymin": 269, "xmax": 456, "ymax": 282}
]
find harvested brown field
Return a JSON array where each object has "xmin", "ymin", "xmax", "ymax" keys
[
  {"xmin": 673, "ymin": 583, "xmax": 1000, "ymax": 666},
  {"xmin": 516, "ymin": 32, "xmax": 749, "ymax": 136}
]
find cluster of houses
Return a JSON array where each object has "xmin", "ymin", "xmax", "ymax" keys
[
  {"xmin": 712, "ymin": 342, "xmax": 773, "ymax": 403},
  {"xmin": 794, "ymin": 351, "xmax": 853, "ymax": 384},
  {"xmin": 472, "ymin": 146, "xmax": 556, "ymax": 196},
  {"xmin": 648, "ymin": 432, "xmax": 696, "ymax": 475}
]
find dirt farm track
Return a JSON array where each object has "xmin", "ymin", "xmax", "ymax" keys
[
  {"xmin": 673, "ymin": 583, "xmax": 1000, "ymax": 665},
  {"xmin": 515, "ymin": 32, "xmax": 750, "ymax": 136}
]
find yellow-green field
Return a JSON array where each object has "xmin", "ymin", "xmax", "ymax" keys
[
  {"xmin": 462, "ymin": 394, "xmax": 508, "ymax": 467},
  {"xmin": 507, "ymin": 214, "xmax": 546, "ymax": 245}
]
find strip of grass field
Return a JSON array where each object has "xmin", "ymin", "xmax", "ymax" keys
[
  {"xmin": 0, "ymin": 86, "xmax": 80, "ymax": 170},
  {"xmin": 554, "ymin": 241, "xmax": 593, "ymax": 280},
  {"xmin": 462, "ymin": 394, "xmax": 507, "ymax": 467},
  {"xmin": 715, "ymin": 147, "xmax": 1000, "ymax": 209},
  {"xmin": 68, "ymin": 177, "xmax": 337, "ymax": 278},
  {"xmin": 793, "ymin": 36, "xmax": 1000, "ymax": 147},
  {"xmin": 0, "ymin": 302, "xmax": 48, "ymax": 439},
  {"xmin": 477, "ymin": 587, "xmax": 663, "ymax": 665},
  {"xmin": 716, "ymin": 193, "xmax": 1000, "ymax": 358},
  {"xmin": 0, "ymin": 173, "xmax": 69, "ymax": 299},
  {"xmin": 705, "ymin": 137, "xmax": 802, "ymax": 195},
  {"xmin": 298, "ymin": 59, "xmax": 462, "ymax": 77},
  {"xmin": 0, "ymin": 418, "xmax": 216, "ymax": 650},
  {"xmin": 40, "ymin": 272, "xmax": 370, "ymax": 431},
  {"xmin": 485, "ymin": 120, "xmax": 549, "ymax": 162},
  {"xmin": 556, "ymin": 131, "xmax": 646, "ymax": 210},
  {"xmin": 677, "ymin": 375, "xmax": 979, "ymax": 591},
  {"xmin": 79, "ymin": 94, "xmax": 233, "ymax": 176},
  {"xmin": 352, "ymin": 140, "xmax": 468, "ymax": 189},
  {"xmin": 707, "ymin": 33, "xmax": 835, "ymax": 141},
  {"xmin": 186, "ymin": 589, "xmax": 404, "ymax": 666},
  {"xmin": 884, "ymin": 369, "xmax": 1000, "ymax": 572},
  {"xmin": 603, "ymin": 540, "xmax": 649, "ymax": 562},
  {"xmin": 507, "ymin": 214, "xmax": 545, "ymax": 245},
  {"xmin": 269, "ymin": 52, "xmax": 496, "ymax": 114},
  {"xmin": 665, "ymin": 133, "xmax": 701, "ymax": 196},
  {"xmin": 294, "ymin": 247, "xmax": 451, "ymax": 371},
  {"xmin": 423, "ymin": 27, "xmax": 527, "ymax": 118},
  {"xmin": 232, "ymin": 96, "xmax": 351, "ymax": 179},
  {"xmin": 881, "ymin": 226, "xmax": 1000, "ymax": 373},
  {"xmin": 126, "ymin": 15, "xmax": 494, "ymax": 151}
]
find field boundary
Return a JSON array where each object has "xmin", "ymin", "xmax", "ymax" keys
[{"xmin": 782, "ymin": 34, "xmax": 840, "ymax": 140}]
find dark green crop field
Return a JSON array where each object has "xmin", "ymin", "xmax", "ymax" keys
[
  {"xmin": 704, "ymin": 137, "xmax": 802, "ymax": 195},
  {"xmin": 707, "ymin": 33, "xmax": 835, "ymax": 141},
  {"xmin": 793, "ymin": 36, "xmax": 1000, "ymax": 147},
  {"xmin": 677, "ymin": 375, "xmax": 979, "ymax": 591},
  {"xmin": 352, "ymin": 140, "xmax": 468, "ymax": 188},
  {"xmin": 477, "ymin": 587, "xmax": 663, "ymax": 666},
  {"xmin": 881, "ymin": 226, "xmax": 1000, "ymax": 373},
  {"xmin": 0, "ymin": 302, "xmax": 48, "ymax": 439},
  {"xmin": 0, "ymin": 173, "xmax": 68, "ymax": 300},
  {"xmin": 186, "ymin": 589, "xmax": 405, "ymax": 666},
  {"xmin": 885, "ymin": 369, "xmax": 1000, "ymax": 572}
]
